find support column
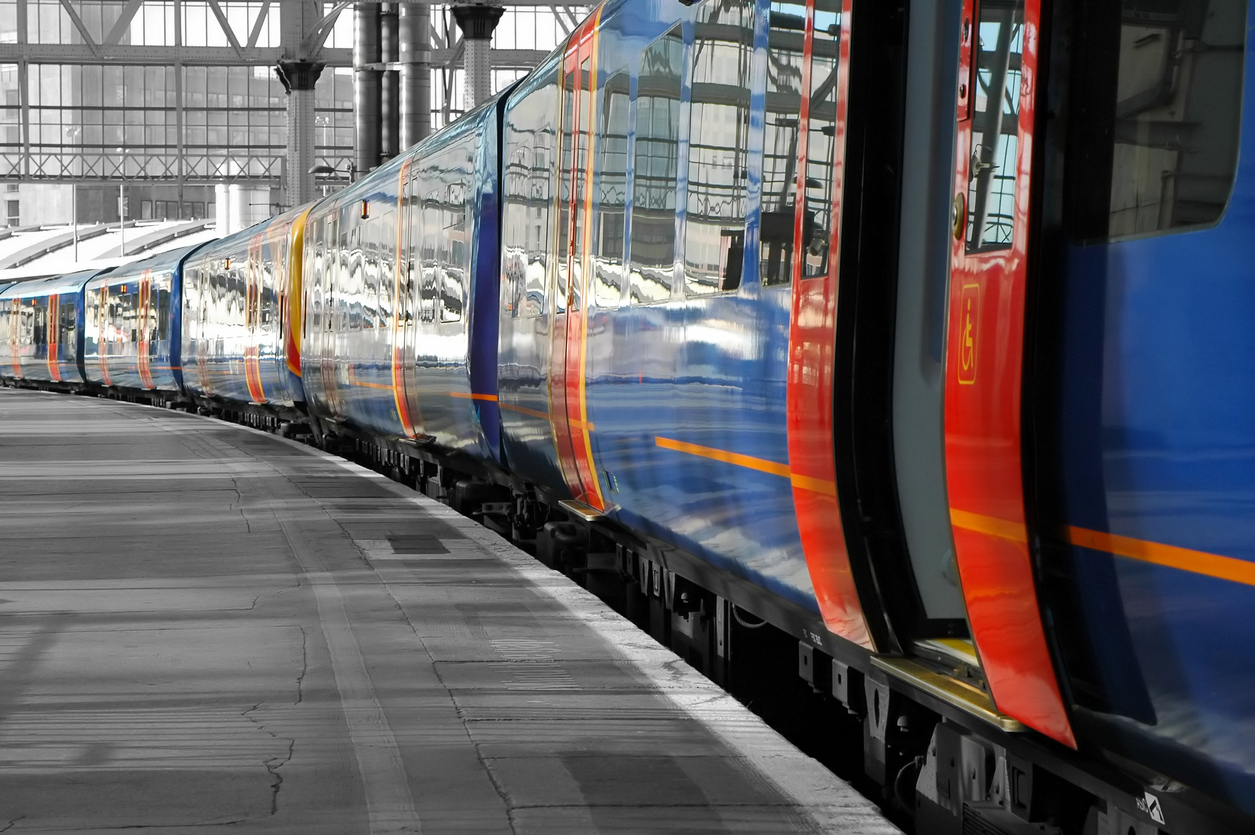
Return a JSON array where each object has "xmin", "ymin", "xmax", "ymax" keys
[
  {"xmin": 354, "ymin": 2, "xmax": 382, "ymax": 177},
  {"xmin": 399, "ymin": 3, "xmax": 432, "ymax": 148},
  {"xmin": 380, "ymin": 3, "xmax": 400, "ymax": 160},
  {"xmin": 277, "ymin": 60, "xmax": 324, "ymax": 208},
  {"xmin": 452, "ymin": 5, "xmax": 504, "ymax": 112}
]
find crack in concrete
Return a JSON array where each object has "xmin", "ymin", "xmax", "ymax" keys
[
  {"xmin": 242, "ymin": 702, "xmax": 297, "ymax": 819},
  {"xmin": 0, "ymin": 816, "xmax": 25, "ymax": 832},
  {"xmin": 228, "ymin": 478, "xmax": 253, "ymax": 534}
]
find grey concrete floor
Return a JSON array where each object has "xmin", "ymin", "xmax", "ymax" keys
[{"xmin": 0, "ymin": 388, "xmax": 899, "ymax": 835}]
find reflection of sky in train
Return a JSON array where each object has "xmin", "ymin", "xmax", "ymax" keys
[{"xmin": 968, "ymin": 5, "xmax": 1023, "ymax": 251}]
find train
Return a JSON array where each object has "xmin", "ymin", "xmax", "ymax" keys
[{"xmin": 2, "ymin": 0, "xmax": 1252, "ymax": 832}]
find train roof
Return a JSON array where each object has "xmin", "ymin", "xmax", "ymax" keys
[
  {"xmin": 0, "ymin": 268, "xmax": 108, "ymax": 300},
  {"xmin": 184, "ymin": 200, "xmax": 316, "ymax": 265},
  {"xmin": 88, "ymin": 242, "xmax": 208, "ymax": 286}
]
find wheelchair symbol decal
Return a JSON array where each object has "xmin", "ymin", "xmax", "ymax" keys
[{"xmin": 958, "ymin": 283, "xmax": 979, "ymax": 385}]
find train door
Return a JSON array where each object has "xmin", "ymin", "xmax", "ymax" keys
[
  {"xmin": 550, "ymin": 15, "xmax": 604, "ymax": 510},
  {"xmin": 137, "ymin": 270, "xmax": 154, "ymax": 389},
  {"xmin": 942, "ymin": 0, "xmax": 1073, "ymax": 746},
  {"xmin": 97, "ymin": 285, "xmax": 112, "ymax": 386},
  {"xmin": 47, "ymin": 294, "xmax": 60, "ymax": 382},
  {"xmin": 9, "ymin": 298, "xmax": 20, "ymax": 377},
  {"xmin": 245, "ymin": 236, "xmax": 265, "ymax": 403},
  {"xmin": 393, "ymin": 159, "xmax": 423, "ymax": 439},
  {"xmin": 195, "ymin": 265, "xmax": 213, "ymax": 397},
  {"xmin": 320, "ymin": 213, "xmax": 342, "ymax": 416}
]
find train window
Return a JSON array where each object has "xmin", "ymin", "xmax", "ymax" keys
[
  {"xmin": 965, "ymin": 0, "xmax": 1024, "ymax": 253},
  {"xmin": 684, "ymin": 0, "xmax": 754, "ymax": 296},
  {"xmin": 568, "ymin": 56, "xmax": 593, "ymax": 315},
  {"xmin": 442, "ymin": 178, "xmax": 467, "ymax": 324},
  {"xmin": 157, "ymin": 288, "xmax": 169, "ymax": 341},
  {"xmin": 420, "ymin": 178, "xmax": 440, "ymax": 324},
  {"xmin": 761, "ymin": 2, "xmax": 806, "ymax": 286},
  {"xmin": 503, "ymin": 144, "xmax": 530, "ymax": 319},
  {"xmin": 363, "ymin": 216, "xmax": 379, "ymax": 332},
  {"xmin": 348, "ymin": 225, "xmax": 364, "ymax": 332},
  {"xmin": 629, "ymin": 24, "xmax": 683, "ymax": 305},
  {"xmin": 528, "ymin": 119, "xmax": 555, "ymax": 317},
  {"xmin": 557, "ymin": 70, "xmax": 575, "ymax": 314},
  {"xmin": 804, "ymin": 0, "xmax": 841, "ymax": 278},
  {"xmin": 1069, "ymin": 0, "xmax": 1246, "ymax": 240},
  {"xmin": 594, "ymin": 70, "xmax": 630, "ymax": 308}
]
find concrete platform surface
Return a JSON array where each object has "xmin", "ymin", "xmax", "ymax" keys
[{"xmin": 0, "ymin": 389, "xmax": 900, "ymax": 834}]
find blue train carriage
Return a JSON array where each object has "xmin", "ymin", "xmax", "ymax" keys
[
  {"xmin": 499, "ymin": 0, "xmax": 854, "ymax": 637},
  {"xmin": 82, "ymin": 246, "xmax": 204, "ymax": 398},
  {"xmin": 181, "ymin": 204, "xmax": 313, "ymax": 417},
  {"xmin": 0, "ymin": 271, "xmax": 102, "ymax": 388},
  {"xmin": 302, "ymin": 92, "xmax": 506, "ymax": 467},
  {"xmin": 1028, "ymin": 0, "xmax": 1255, "ymax": 826}
]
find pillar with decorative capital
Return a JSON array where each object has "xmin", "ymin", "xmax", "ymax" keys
[
  {"xmin": 452, "ymin": 5, "xmax": 504, "ymax": 112},
  {"xmin": 277, "ymin": 59, "xmax": 324, "ymax": 208}
]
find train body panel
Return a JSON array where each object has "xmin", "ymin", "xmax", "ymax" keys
[
  {"xmin": 303, "ymin": 97, "xmax": 504, "ymax": 462},
  {"xmin": 1041, "ymin": 0, "xmax": 1255, "ymax": 813},
  {"xmin": 82, "ymin": 248, "xmax": 193, "ymax": 393},
  {"xmin": 499, "ymin": 0, "xmax": 832, "ymax": 615},
  {"xmin": 181, "ymin": 205, "xmax": 311, "ymax": 409},
  {"xmin": 0, "ymin": 271, "xmax": 100, "ymax": 385}
]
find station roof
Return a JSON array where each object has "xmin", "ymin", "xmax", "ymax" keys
[{"xmin": 0, "ymin": 221, "xmax": 219, "ymax": 283}]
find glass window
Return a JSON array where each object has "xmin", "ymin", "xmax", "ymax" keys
[
  {"xmin": 594, "ymin": 71, "xmax": 630, "ymax": 308},
  {"xmin": 1070, "ymin": 0, "xmax": 1246, "ymax": 240},
  {"xmin": 685, "ymin": 0, "xmax": 754, "ymax": 296},
  {"xmin": 803, "ymin": 0, "xmax": 842, "ymax": 278},
  {"xmin": 528, "ymin": 118, "xmax": 555, "ymax": 317},
  {"xmin": 762, "ymin": 2, "xmax": 806, "ymax": 286},
  {"xmin": 629, "ymin": 25, "xmax": 683, "ymax": 304},
  {"xmin": 966, "ymin": 0, "xmax": 1024, "ymax": 253},
  {"xmin": 442, "ymin": 177, "xmax": 467, "ymax": 323}
]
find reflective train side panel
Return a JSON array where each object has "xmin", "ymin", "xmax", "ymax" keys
[
  {"xmin": 82, "ymin": 248, "xmax": 195, "ymax": 393},
  {"xmin": 0, "ymin": 272, "xmax": 99, "ymax": 385},
  {"xmin": 302, "ymin": 96, "xmax": 504, "ymax": 462},
  {"xmin": 1036, "ymin": 0, "xmax": 1255, "ymax": 817},
  {"xmin": 181, "ymin": 205, "xmax": 312, "ymax": 409},
  {"xmin": 498, "ymin": 0, "xmax": 871, "ymax": 637}
]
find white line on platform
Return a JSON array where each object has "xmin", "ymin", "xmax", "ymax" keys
[
  {"xmin": 314, "ymin": 454, "xmax": 902, "ymax": 835},
  {"xmin": 268, "ymin": 512, "xmax": 424, "ymax": 835}
]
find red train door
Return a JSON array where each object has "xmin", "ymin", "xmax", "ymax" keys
[
  {"xmin": 943, "ymin": 0, "xmax": 1074, "ymax": 747},
  {"xmin": 10, "ymin": 298, "xmax": 22, "ymax": 377},
  {"xmin": 137, "ymin": 271, "xmax": 154, "ymax": 389},
  {"xmin": 47, "ymin": 294, "xmax": 60, "ymax": 382},
  {"xmin": 244, "ymin": 237, "xmax": 266, "ymax": 403},
  {"xmin": 550, "ymin": 12, "xmax": 605, "ymax": 511},
  {"xmin": 392, "ymin": 159, "xmax": 424, "ymax": 439},
  {"xmin": 782, "ymin": 0, "xmax": 874, "ymax": 649},
  {"xmin": 97, "ymin": 286, "xmax": 112, "ymax": 386}
]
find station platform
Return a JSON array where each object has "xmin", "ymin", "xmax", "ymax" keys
[{"xmin": 0, "ymin": 388, "xmax": 899, "ymax": 834}]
